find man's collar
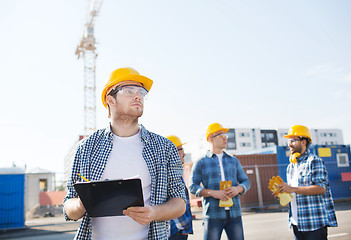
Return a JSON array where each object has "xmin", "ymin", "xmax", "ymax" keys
[
  {"xmin": 206, "ymin": 150, "xmax": 228, "ymax": 158},
  {"xmin": 139, "ymin": 124, "xmax": 149, "ymax": 143},
  {"xmin": 104, "ymin": 124, "xmax": 113, "ymax": 137},
  {"xmin": 298, "ymin": 149, "xmax": 310, "ymax": 162},
  {"xmin": 104, "ymin": 124, "xmax": 148, "ymax": 142}
]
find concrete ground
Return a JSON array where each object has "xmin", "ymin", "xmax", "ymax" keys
[{"xmin": 1, "ymin": 201, "xmax": 350, "ymax": 240}]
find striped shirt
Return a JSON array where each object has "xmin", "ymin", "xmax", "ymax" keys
[
  {"xmin": 63, "ymin": 124, "xmax": 186, "ymax": 240},
  {"xmin": 286, "ymin": 149, "xmax": 338, "ymax": 231}
]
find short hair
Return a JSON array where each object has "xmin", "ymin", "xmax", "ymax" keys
[{"xmin": 300, "ymin": 137, "xmax": 311, "ymax": 148}]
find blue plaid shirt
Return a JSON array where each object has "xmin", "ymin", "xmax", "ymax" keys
[
  {"xmin": 189, "ymin": 151, "xmax": 250, "ymax": 219},
  {"xmin": 286, "ymin": 149, "xmax": 338, "ymax": 231},
  {"xmin": 169, "ymin": 179, "xmax": 193, "ymax": 236},
  {"xmin": 63, "ymin": 124, "xmax": 186, "ymax": 240}
]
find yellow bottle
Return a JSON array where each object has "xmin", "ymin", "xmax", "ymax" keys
[{"xmin": 219, "ymin": 180, "xmax": 233, "ymax": 207}]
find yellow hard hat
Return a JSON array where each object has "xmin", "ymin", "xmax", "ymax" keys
[
  {"xmin": 206, "ymin": 123, "xmax": 229, "ymax": 141},
  {"xmin": 101, "ymin": 67, "xmax": 153, "ymax": 108},
  {"xmin": 167, "ymin": 135, "xmax": 186, "ymax": 148},
  {"xmin": 284, "ymin": 125, "xmax": 312, "ymax": 143}
]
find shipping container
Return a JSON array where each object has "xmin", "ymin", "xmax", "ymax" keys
[
  {"xmin": 276, "ymin": 145, "xmax": 351, "ymax": 200},
  {"xmin": 276, "ymin": 146, "xmax": 291, "ymax": 182},
  {"xmin": 312, "ymin": 145, "xmax": 351, "ymax": 200},
  {"xmin": 0, "ymin": 168, "xmax": 25, "ymax": 230},
  {"xmin": 237, "ymin": 154, "xmax": 279, "ymax": 208}
]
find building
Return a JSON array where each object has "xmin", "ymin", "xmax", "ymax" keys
[
  {"xmin": 226, "ymin": 128, "xmax": 344, "ymax": 155},
  {"xmin": 25, "ymin": 168, "xmax": 55, "ymax": 211}
]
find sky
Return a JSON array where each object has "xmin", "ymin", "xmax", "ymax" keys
[{"xmin": 1, "ymin": 0, "xmax": 351, "ymax": 178}]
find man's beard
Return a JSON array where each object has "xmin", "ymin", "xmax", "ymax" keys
[
  {"xmin": 291, "ymin": 145, "xmax": 302, "ymax": 154},
  {"xmin": 115, "ymin": 108, "xmax": 143, "ymax": 121}
]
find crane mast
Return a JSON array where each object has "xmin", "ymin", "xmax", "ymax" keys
[{"xmin": 75, "ymin": 0, "xmax": 103, "ymax": 135}]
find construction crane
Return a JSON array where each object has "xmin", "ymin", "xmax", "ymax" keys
[{"xmin": 75, "ymin": 0, "xmax": 103, "ymax": 136}]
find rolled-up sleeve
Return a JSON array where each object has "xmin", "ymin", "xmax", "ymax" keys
[{"xmin": 311, "ymin": 157, "xmax": 328, "ymax": 189}]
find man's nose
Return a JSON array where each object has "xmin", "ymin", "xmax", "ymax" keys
[{"xmin": 134, "ymin": 92, "xmax": 142, "ymax": 100}]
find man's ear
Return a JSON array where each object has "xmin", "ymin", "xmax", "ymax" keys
[{"xmin": 106, "ymin": 95, "xmax": 116, "ymax": 107}]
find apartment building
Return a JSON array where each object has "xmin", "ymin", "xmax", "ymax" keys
[{"xmin": 226, "ymin": 128, "xmax": 344, "ymax": 155}]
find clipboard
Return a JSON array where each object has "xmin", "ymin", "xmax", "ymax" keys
[{"xmin": 73, "ymin": 178, "xmax": 144, "ymax": 217}]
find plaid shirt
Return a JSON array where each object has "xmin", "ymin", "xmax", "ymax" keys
[
  {"xmin": 169, "ymin": 179, "xmax": 193, "ymax": 236},
  {"xmin": 286, "ymin": 149, "xmax": 338, "ymax": 231},
  {"xmin": 63, "ymin": 124, "xmax": 186, "ymax": 240},
  {"xmin": 189, "ymin": 151, "xmax": 250, "ymax": 219}
]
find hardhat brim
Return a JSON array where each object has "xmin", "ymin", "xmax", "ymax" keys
[
  {"xmin": 283, "ymin": 134, "xmax": 295, "ymax": 139},
  {"xmin": 102, "ymin": 74, "xmax": 153, "ymax": 108},
  {"xmin": 207, "ymin": 128, "xmax": 229, "ymax": 141},
  {"xmin": 116, "ymin": 74, "xmax": 153, "ymax": 92},
  {"xmin": 284, "ymin": 134, "xmax": 312, "ymax": 143}
]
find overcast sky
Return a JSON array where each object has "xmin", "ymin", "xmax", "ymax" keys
[{"xmin": 1, "ymin": 0, "xmax": 350, "ymax": 175}]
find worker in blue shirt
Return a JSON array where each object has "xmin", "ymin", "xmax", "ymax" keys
[
  {"xmin": 167, "ymin": 135, "xmax": 193, "ymax": 240},
  {"xmin": 189, "ymin": 123, "xmax": 250, "ymax": 240},
  {"xmin": 277, "ymin": 125, "xmax": 337, "ymax": 240}
]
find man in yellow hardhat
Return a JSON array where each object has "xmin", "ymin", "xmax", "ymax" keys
[
  {"xmin": 277, "ymin": 125, "xmax": 337, "ymax": 240},
  {"xmin": 167, "ymin": 135, "xmax": 193, "ymax": 240},
  {"xmin": 63, "ymin": 67, "xmax": 186, "ymax": 240},
  {"xmin": 189, "ymin": 123, "xmax": 250, "ymax": 240}
]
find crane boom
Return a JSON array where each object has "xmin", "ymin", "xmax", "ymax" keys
[{"xmin": 75, "ymin": 0, "xmax": 103, "ymax": 135}]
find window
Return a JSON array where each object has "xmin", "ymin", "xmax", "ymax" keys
[
  {"xmin": 337, "ymin": 153, "xmax": 349, "ymax": 167},
  {"xmin": 240, "ymin": 142, "xmax": 251, "ymax": 147},
  {"xmin": 39, "ymin": 179, "xmax": 48, "ymax": 192},
  {"xmin": 227, "ymin": 132, "xmax": 235, "ymax": 138},
  {"xmin": 227, "ymin": 142, "xmax": 236, "ymax": 149},
  {"xmin": 266, "ymin": 133, "xmax": 274, "ymax": 140},
  {"xmin": 239, "ymin": 132, "xmax": 250, "ymax": 137}
]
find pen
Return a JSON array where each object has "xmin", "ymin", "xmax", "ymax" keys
[{"xmin": 78, "ymin": 173, "xmax": 89, "ymax": 182}]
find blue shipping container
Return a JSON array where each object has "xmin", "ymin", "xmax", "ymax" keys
[
  {"xmin": 0, "ymin": 168, "xmax": 25, "ymax": 230},
  {"xmin": 276, "ymin": 145, "xmax": 351, "ymax": 200},
  {"xmin": 313, "ymin": 145, "xmax": 351, "ymax": 200}
]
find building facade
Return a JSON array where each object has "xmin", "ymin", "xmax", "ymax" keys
[
  {"xmin": 25, "ymin": 168, "xmax": 55, "ymax": 211},
  {"xmin": 226, "ymin": 128, "xmax": 344, "ymax": 155}
]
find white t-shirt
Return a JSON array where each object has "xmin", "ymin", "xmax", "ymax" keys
[
  {"xmin": 92, "ymin": 130, "xmax": 151, "ymax": 240},
  {"xmin": 216, "ymin": 153, "xmax": 225, "ymax": 182},
  {"xmin": 216, "ymin": 152, "xmax": 230, "ymax": 210},
  {"xmin": 290, "ymin": 164, "xmax": 299, "ymax": 226}
]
